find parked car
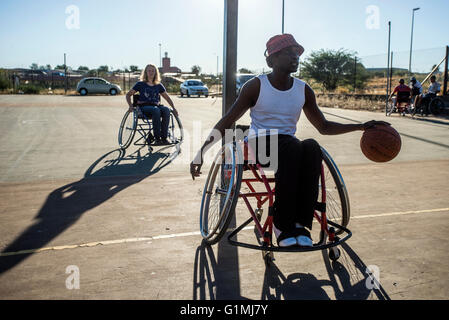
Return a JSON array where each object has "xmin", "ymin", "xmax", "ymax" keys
[
  {"xmin": 180, "ymin": 79, "xmax": 209, "ymax": 97},
  {"xmin": 236, "ymin": 73, "xmax": 256, "ymax": 95},
  {"xmin": 76, "ymin": 77, "xmax": 121, "ymax": 96}
]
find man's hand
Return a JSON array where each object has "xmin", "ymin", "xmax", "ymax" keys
[
  {"xmin": 190, "ymin": 151, "xmax": 203, "ymax": 180},
  {"xmin": 362, "ymin": 120, "xmax": 391, "ymax": 131},
  {"xmin": 190, "ymin": 162, "xmax": 202, "ymax": 180}
]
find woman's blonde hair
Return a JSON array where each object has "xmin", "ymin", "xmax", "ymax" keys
[{"xmin": 140, "ymin": 64, "xmax": 161, "ymax": 84}]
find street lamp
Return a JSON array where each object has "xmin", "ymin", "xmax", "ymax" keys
[
  {"xmin": 409, "ymin": 7, "xmax": 420, "ymax": 75},
  {"xmin": 282, "ymin": 0, "xmax": 285, "ymax": 34},
  {"xmin": 159, "ymin": 43, "xmax": 162, "ymax": 68}
]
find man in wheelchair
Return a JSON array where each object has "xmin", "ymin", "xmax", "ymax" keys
[
  {"xmin": 414, "ymin": 75, "xmax": 441, "ymax": 116},
  {"xmin": 190, "ymin": 34, "xmax": 387, "ymax": 248},
  {"xmin": 388, "ymin": 79, "xmax": 412, "ymax": 115},
  {"xmin": 126, "ymin": 64, "xmax": 178, "ymax": 145}
]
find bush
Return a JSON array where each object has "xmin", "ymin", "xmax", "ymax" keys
[
  {"xmin": 17, "ymin": 84, "xmax": 43, "ymax": 94},
  {"xmin": 0, "ymin": 77, "xmax": 10, "ymax": 90}
]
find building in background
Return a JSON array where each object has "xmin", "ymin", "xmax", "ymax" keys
[{"xmin": 159, "ymin": 52, "xmax": 182, "ymax": 75}]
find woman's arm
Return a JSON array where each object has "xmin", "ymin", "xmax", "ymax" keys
[
  {"xmin": 303, "ymin": 84, "xmax": 389, "ymax": 135},
  {"xmin": 160, "ymin": 91, "xmax": 178, "ymax": 116},
  {"xmin": 125, "ymin": 89, "xmax": 137, "ymax": 111}
]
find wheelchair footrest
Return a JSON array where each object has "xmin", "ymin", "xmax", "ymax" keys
[{"xmin": 227, "ymin": 218, "xmax": 352, "ymax": 253}]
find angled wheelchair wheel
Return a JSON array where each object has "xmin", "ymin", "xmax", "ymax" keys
[
  {"xmin": 320, "ymin": 147, "xmax": 350, "ymax": 235},
  {"xmin": 167, "ymin": 111, "xmax": 184, "ymax": 145},
  {"xmin": 118, "ymin": 110, "xmax": 137, "ymax": 149},
  {"xmin": 200, "ymin": 142, "xmax": 243, "ymax": 245},
  {"xmin": 386, "ymin": 101, "xmax": 396, "ymax": 116},
  {"xmin": 429, "ymin": 98, "xmax": 444, "ymax": 116}
]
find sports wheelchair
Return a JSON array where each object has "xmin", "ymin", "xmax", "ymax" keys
[
  {"xmin": 413, "ymin": 94, "xmax": 446, "ymax": 116},
  {"xmin": 118, "ymin": 94, "xmax": 183, "ymax": 152},
  {"xmin": 387, "ymin": 92, "xmax": 413, "ymax": 117},
  {"xmin": 199, "ymin": 125, "xmax": 352, "ymax": 265}
]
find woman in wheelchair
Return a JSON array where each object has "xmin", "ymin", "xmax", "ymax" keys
[
  {"xmin": 126, "ymin": 64, "xmax": 178, "ymax": 145},
  {"xmin": 190, "ymin": 34, "xmax": 387, "ymax": 248}
]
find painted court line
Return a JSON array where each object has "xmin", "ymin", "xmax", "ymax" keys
[{"xmin": 1, "ymin": 207, "xmax": 448, "ymax": 257}]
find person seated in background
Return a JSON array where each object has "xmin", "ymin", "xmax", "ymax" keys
[
  {"xmin": 415, "ymin": 76, "xmax": 441, "ymax": 116},
  {"xmin": 410, "ymin": 76, "xmax": 423, "ymax": 104},
  {"xmin": 389, "ymin": 79, "xmax": 411, "ymax": 107}
]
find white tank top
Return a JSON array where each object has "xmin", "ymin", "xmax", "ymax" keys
[{"xmin": 248, "ymin": 74, "xmax": 306, "ymax": 139}]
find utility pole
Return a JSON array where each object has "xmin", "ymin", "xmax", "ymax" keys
[
  {"xmin": 282, "ymin": 0, "xmax": 285, "ymax": 34},
  {"xmin": 64, "ymin": 53, "xmax": 68, "ymax": 95},
  {"xmin": 353, "ymin": 56, "xmax": 357, "ymax": 93},
  {"xmin": 223, "ymin": 0, "xmax": 238, "ymax": 120},
  {"xmin": 409, "ymin": 8, "xmax": 420, "ymax": 75},
  {"xmin": 386, "ymin": 21, "xmax": 391, "ymax": 115}
]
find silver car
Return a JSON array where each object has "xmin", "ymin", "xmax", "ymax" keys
[
  {"xmin": 180, "ymin": 79, "xmax": 209, "ymax": 97},
  {"xmin": 76, "ymin": 77, "xmax": 121, "ymax": 96}
]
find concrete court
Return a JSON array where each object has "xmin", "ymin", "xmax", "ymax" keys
[{"xmin": 0, "ymin": 94, "xmax": 448, "ymax": 300}]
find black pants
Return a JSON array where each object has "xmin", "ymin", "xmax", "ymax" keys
[{"xmin": 247, "ymin": 135, "xmax": 322, "ymax": 232}]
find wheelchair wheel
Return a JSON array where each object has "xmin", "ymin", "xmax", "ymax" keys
[
  {"xmin": 167, "ymin": 111, "xmax": 184, "ymax": 145},
  {"xmin": 200, "ymin": 142, "xmax": 243, "ymax": 245},
  {"xmin": 386, "ymin": 101, "xmax": 396, "ymax": 116},
  {"xmin": 118, "ymin": 109, "xmax": 137, "ymax": 150},
  {"xmin": 429, "ymin": 98, "xmax": 444, "ymax": 116},
  {"xmin": 320, "ymin": 147, "xmax": 350, "ymax": 235}
]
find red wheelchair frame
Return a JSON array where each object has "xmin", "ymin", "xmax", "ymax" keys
[{"xmin": 200, "ymin": 135, "xmax": 352, "ymax": 264}]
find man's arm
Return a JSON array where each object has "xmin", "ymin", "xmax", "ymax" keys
[
  {"xmin": 190, "ymin": 78, "xmax": 260, "ymax": 179},
  {"xmin": 303, "ymin": 84, "xmax": 387, "ymax": 135}
]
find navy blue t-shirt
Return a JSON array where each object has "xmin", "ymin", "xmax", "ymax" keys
[{"xmin": 132, "ymin": 82, "xmax": 166, "ymax": 105}]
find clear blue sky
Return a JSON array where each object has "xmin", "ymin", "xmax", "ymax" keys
[{"xmin": 0, "ymin": 0, "xmax": 448, "ymax": 74}]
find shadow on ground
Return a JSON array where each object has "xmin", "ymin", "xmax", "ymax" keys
[
  {"xmin": 193, "ymin": 239, "xmax": 390, "ymax": 300},
  {"xmin": 0, "ymin": 144, "xmax": 180, "ymax": 274}
]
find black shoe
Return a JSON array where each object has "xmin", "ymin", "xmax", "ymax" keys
[{"xmin": 160, "ymin": 138, "xmax": 170, "ymax": 145}]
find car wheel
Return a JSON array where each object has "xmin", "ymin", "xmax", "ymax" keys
[
  {"xmin": 80, "ymin": 88, "xmax": 88, "ymax": 96},
  {"xmin": 187, "ymin": 90, "xmax": 190, "ymax": 98},
  {"xmin": 110, "ymin": 88, "xmax": 117, "ymax": 96},
  {"xmin": 180, "ymin": 91, "xmax": 184, "ymax": 97}
]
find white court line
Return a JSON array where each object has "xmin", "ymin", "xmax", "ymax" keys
[{"xmin": 1, "ymin": 207, "xmax": 448, "ymax": 257}]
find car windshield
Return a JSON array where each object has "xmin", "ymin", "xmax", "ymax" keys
[
  {"xmin": 237, "ymin": 75, "xmax": 255, "ymax": 84},
  {"xmin": 188, "ymin": 81, "xmax": 204, "ymax": 86}
]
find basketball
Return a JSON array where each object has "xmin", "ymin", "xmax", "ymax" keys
[{"xmin": 360, "ymin": 124, "xmax": 401, "ymax": 162}]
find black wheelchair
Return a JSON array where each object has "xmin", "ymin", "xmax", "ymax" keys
[
  {"xmin": 413, "ymin": 94, "xmax": 446, "ymax": 116},
  {"xmin": 118, "ymin": 95, "xmax": 183, "ymax": 152}
]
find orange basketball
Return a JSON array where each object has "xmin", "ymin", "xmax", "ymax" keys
[{"xmin": 360, "ymin": 124, "xmax": 401, "ymax": 162}]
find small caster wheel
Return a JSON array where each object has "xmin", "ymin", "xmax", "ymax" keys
[
  {"xmin": 255, "ymin": 208, "xmax": 263, "ymax": 221},
  {"xmin": 329, "ymin": 247, "xmax": 341, "ymax": 261}
]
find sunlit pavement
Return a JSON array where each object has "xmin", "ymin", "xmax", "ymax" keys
[{"xmin": 0, "ymin": 94, "xmax": 448, "ymax": 299}]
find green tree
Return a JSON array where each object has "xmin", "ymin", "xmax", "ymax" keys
[
  {"xmin": 238, "ymin": 68, "xmax": 253, "ymax": 74},
  {"xmin": 77, "ymin": 66, "xmax": 89, "ymax": 72},
  {"xmin": 97, "ymin": 65, "xmax": 109, "ymax": 72},
  {"xmin": 30, "ymin": 63, "xmax": 39, "ymax": 70},
  {"xmin": 129, "ymin": 65, "xmax": 139, "ymax": 73},
  {"xmin": 191, "ymin": 65, "xmax": 201, "ymax": 76},
  {"xmin": 301, "ymin": 49, "xmax": 357, "ymax": 91}
]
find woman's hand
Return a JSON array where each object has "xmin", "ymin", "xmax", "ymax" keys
[
  {"xmin": 172, "ymin": 108, "xmax": 179, "ymax": 117},
  {"xmin": 362, "ymin": 120, "xmax": 391, "ymax": 131}
]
